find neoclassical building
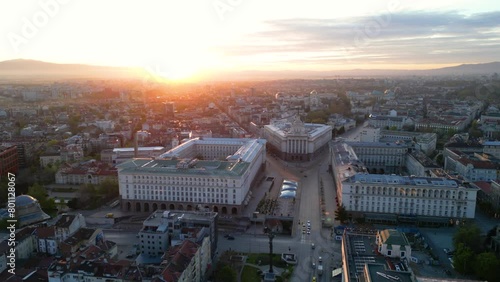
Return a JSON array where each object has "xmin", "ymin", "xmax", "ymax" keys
[
  {"xmin": 117, "ymin": 138, "xmax": 266, "ymax": 215},
  {"xmin": 341, "ymin": 174, "xmax": 479, "ymax": 223},
  {"xmin": 263, "ymin": 116, "xmax": 332, "ymax": 161}
]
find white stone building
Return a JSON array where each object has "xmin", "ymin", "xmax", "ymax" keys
[
  {"xmin": 263, "ymin": 116, "xmax": 332, "ymax": 161},
  {"xmin": 341, "ymin": 174, "xmax": 479, "ymax": 220},
  {"xmin": 118, "ymin": 138, "xmax": 266, "ymax": 215}
]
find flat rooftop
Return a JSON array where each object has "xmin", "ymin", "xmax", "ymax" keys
[
  {"xmin": 344, "ymin": 173, "xmax": 479, "ymax": 190},
  {"xmin": 142, "ymin": 210, "xmax": 217, "ymax": 227},
  {"xmin": 117, "ymin": 158, "xmax": 250, "ymax": 177}
]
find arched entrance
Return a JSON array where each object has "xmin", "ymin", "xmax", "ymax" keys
[
  {"xmin": 135, "ymin": 203, "xmax": 141, "ymax": 212},
  {"xmin": 231, "ymin": 207, "xmax": 238, "ymax": 215},
  {"xmin": 178, "ymin": 204, "xmax": 184, "ymax": 210},
  {"xmin": 161, "ymin": 203, "xmax": 166, "ymax": 210},
  {"xmin": 187, "ymin": 205, "xmax": 193, "ymax": 211},
  {"xmin": 222, "ymin": 206, "xmax": 227, "ymax": 214},
  {"xmin": 126, "ymin": 202, "xmax": 131, "ymax": 211},
  {"xmin": 213, "ymin": 206, "xmax": 219, "ymax": 213},
  {"xmin": 152, "ymin": 203, "xmax": 158, "ymax": 211},
  {"xmin": 169, "ymin": 204, "xmax": 175, "ymax": 210},
  {"xmin": 144, "ymin": 203, "xmax": 150, "ymax": 212}
]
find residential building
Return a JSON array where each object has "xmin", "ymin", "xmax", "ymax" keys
[
  {"xmin": 341, "ymin": 228, "xmax": 414, "ymax": 282},
  {"xmin": 118, "ymin": 138, "xmax": 266, "ymax": 215},
  {"xmin": 36, "ymin": 226, "xmax": 59, "ymax": 255},
  {"xmin": 40, "ymin": 154, "xmax": 62, "ymax": 168},
  {"xmin": 445, "ymin": 149, "xmax": 499, "ymax": 181},
  {"xmin": 59, "ymin": 227, "xmax": 103, "ymax": 257},
  {"xmin": 53, "ymin": 213, "xmax": 86, "ymax": 242},
  {"xmin": 483, "ymin": 141, "xmax": 500, "ymax": 159},
  {"xmin": 55, "ymin": 160, "xmax": 117, "ymax": 185},
  {"xmin": 138, "ymin": 210, "xmax": 218, "ymax": 259},
  {"xmin": 160, "ymin": 237, "xmax": 212, "ymax": 282},
  {"xmin": 0, "ymin": 144, "xmax": 19, "ymax": 178},
  {"xmin": 475, "ymin": 181, "xmax": 500, "ymax": 213},
  {"xmin": 376, "ymin": 229, "xmax": 411, "ymax": 259}
]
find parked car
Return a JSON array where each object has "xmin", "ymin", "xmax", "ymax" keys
[{"xmin": 311, "ymin": 243, "xmax": 315, "ymax": 249}]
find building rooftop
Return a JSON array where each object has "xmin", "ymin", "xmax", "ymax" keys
[
  {"xmin": 142, "ymin": 210, "xmax": 217, "ymax": 228},
  {"xmin": 344, "ymin": 174, "xmax": 479, "ymax": 190},
  {"xmin": 378, "ymin": 229, "xmax": 410, "ymax": 247},
  {"xmin": 117, "ymin": 158, "xmax": 250, "ymax": 177}
]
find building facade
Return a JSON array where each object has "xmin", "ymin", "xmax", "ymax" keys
[
  {"xmin": 0, "ymin": 145, "xmax": 19, "ymax": 178},
  {"xmin": 341, "ymin": 174, "xmax": 479, "ymax": 222},
  {"xmin": 347, "ymin": 142, "xmax": 408, "ymax": 174},
  {"xmin": 118, "ymin": 138, "xmax": 266, "ymax": 215},
  {"xmin": 263, "ymin": 116, "xmax": 332, "ymax": 161}
]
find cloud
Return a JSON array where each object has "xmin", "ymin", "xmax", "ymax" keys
[{"xmin": 218, "ymin": 10, "xmax": 500, "ymax": 68}]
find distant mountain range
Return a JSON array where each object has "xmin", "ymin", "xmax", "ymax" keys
[{"xmin": 0, "ymin": 59, "xmax": 499, "ymax": 82}]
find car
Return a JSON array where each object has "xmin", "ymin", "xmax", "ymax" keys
[
  {"xmin": 312, "ymin": 276, "xmax": 316, "ymax": 282},
  {"xmin": 302, "ymin": 230, "xmax": 306, "ymax": 234},
  {"xmin": 318, "ymin": 256, "xmax": 322, "ymax": 263},
  {"xmin": 311, "ymin": 260, "xmax": 316, "ymax": 269},
  {"xmin": 307, "ymin": 230, "xmax": 311, "ymax": 235},
  {"xmin": 443, "ymin": 248, "xmax": 450, "ymax": 254},
  {"xmin": 311, "ymin": 243, "xmax": 315, "ymax": 249},
  {"xmin": 227, "ymin": 236, "xmax": 235, "ymax": 240},
  {"xmin": 395, "ymin": 265, "xmax": 401, "ymax": 271},
  {"xmin": 307, "ymin": 220, "xmax": 311, "ymax": 225}
]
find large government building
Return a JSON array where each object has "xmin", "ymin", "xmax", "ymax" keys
[
  {"xmin": 263, "ymin": 116, "xmax": 332, "ymax": 161},
  {"xmin": 117, "ymin": 138, "xmax": 266, "ymax": 215},
  {"xmin": 330, "ymin": 140, "xmax": 479, "ymax": 225}
]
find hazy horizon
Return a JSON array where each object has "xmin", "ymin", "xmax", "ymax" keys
[{"xmin": 2, "ymin": 0, "xmax": 500, "ymax": 81}]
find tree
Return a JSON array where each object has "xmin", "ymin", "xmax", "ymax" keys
[
  {"xmin": 453, "ymin": 243, "xmax": 474, "ymax": 274},
  {"xmin": 453, "ymin": 224, "xmax": 482, "ymax": 254},
  {"xmin": 334, "ymin": 204, "xmax": 348, "ymax": 224},
  {"xmin": 28, "ymin": 183, "xmax": 56, "ymax": 210},
  {"xmin": 474, "ymin": 252, "xmax": 500, "ymax": 281},
  {"xmin": 214, "ymin": 264, "xmax": 237, "ymax": 282}
]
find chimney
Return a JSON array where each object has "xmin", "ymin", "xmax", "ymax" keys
[{"xmin": 134, "ymin": 131, "xmax": 138, "ymax": 158}]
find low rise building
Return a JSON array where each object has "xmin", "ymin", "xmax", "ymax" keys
[{"xmin": 56, "ymin": 160, "xmax": 117, "ymax": 185}]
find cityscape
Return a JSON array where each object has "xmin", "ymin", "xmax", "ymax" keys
[{"xmin": 1, "ymin": 1, "xmax": 500, "ymax": 282}]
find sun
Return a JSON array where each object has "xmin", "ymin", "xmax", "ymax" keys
[{"xmin": 141, "ymin": 49, "xmax": 219, "ymax": 82}]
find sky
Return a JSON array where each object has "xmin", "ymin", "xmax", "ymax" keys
[{"xmin": 1, "ymin": 0, "xmax": 500, "ymax": 80}]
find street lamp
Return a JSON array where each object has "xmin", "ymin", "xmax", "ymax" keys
[{"xmin": 268, "ymin": 232, "xmax": 275, "ymax": 273}]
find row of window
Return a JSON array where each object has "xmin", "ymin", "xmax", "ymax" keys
[
  {"xmin": 349, "ymin": 205, "xmax": 468, "ymax": 217},
  {"xmin": 128, "ymin": 195, "xmax": 235, "ymax": 204},
  {"xmin": 349, "ymin": 197, "xmax": 467, "ymax": 204},
  {"xmin": 130, "ymin": 185, "xmax": 236, "ymax": 193},
  {"xmin": 350, "ymin": 186, "xmax": 469, "ymax": 198}
]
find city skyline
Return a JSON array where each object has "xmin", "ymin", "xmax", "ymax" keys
[{"xmin": 2, "ymin": 0, "xmax": 500, "ymax": 81}]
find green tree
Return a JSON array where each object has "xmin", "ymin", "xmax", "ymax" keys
[
  {"xmin": 334, "ymin": 204, "xmax": 348, "ymax": 224},
  {"xmin": 214, "ymin": 264, "xmax": 237, "ymax": 282},
  {"xmin": 28, "ymin": 183, "xmax": 56, "ymax": 210},
  {"xmin": 474, "ymin": 252, "xmax": 500, "ymax": 281},
  {"xmin": 453, "ymin": 224, "xmax": 482, "ymax": 253},
  {"xmin": 453, "ymin": 243, "xmax": 474, "ymax": 274}
]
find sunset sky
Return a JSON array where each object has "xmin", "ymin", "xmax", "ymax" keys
[{"xmin": 1, "ymin": 0, "xmax": 500, "ymax": 80}]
